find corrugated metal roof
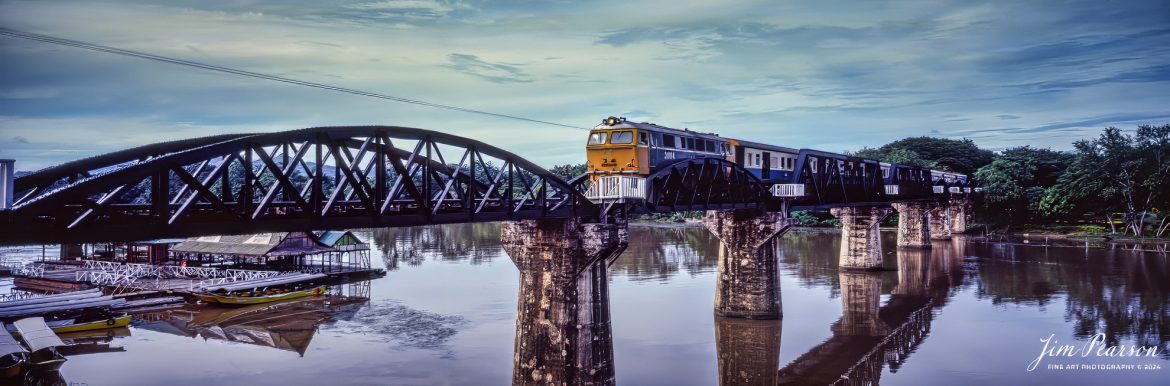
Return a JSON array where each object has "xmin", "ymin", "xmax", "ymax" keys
[
  {"xmin": 316, "ymin": 231, "xmax": 369, "ymax": 250},
  {"xmin": 316, "ymin": 231, "xmax": 347, "ymax": 246},
  {"xmin": 172, "ymin": 232, "xmax": 333, "ymax": 257},
  {"xmin": 729, "ymin": 138, "xmax": 800, "ymax": 154}
]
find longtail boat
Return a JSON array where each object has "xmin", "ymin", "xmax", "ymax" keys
[
  {"xmin": 194, "ymin": 286, "xmax": 326, "ymax": 305},
  {"xmin": 46, "ymin": 314, "xmax": 132, "ymax": 333}
]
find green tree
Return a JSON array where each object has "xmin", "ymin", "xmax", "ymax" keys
[
  {"xmin": 973, "ymin": 146, "xmax": 1073, "ymax": 225},
  {"xmin": 548, "ymin": 163, "xmax": 586, "ymax": 181},
  {"xmin": 1042, "ymin": 125, "xmax": 1170, "ymax": 236},
  {"xmin": 851, "ymin": 147, "xmax": 937, "ymax": 168},
  {"xmin": 862, "ymin": 137, "xmax": 994, "ymax": 175}
]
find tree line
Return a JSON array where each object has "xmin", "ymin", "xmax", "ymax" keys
[{"xmin": 855, "ymin": 124, "xmax": 1170, "ymax": 237}]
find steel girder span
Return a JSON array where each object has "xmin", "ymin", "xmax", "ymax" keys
[{"xmin": 0, "ymin": 126, "xmax": 599, "ymax": 245}]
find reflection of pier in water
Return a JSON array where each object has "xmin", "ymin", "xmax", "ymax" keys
[
  {"xmin": 775, "ymin": 240, "xmax": 967, "ymax": 386},
  {"xmin": 134, "ymin": 281, "xmax": 371, "ymax": 356}
]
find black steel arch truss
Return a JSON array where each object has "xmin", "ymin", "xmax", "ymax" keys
[
  {"xmin": 788, "ymin": 150, "xmax": 936, "ymax": 208},
  {"xmin": 641, "ymin": 158, "xmax": 778, "ymax": 213},
  {"xmin": 1, "ymin": 126, "xmax": 598, "ymax": 245}
]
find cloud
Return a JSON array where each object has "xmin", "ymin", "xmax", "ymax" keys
[
  {"xmin": 996, "ymin": 114, "xmax": 1021, "ymax": 120},
  {"xmin": 442, "ymin": 53, "xmax": 532, "ymax": 83}
]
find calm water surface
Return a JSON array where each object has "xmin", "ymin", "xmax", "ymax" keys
[{"xmin": 2, "ymin": 223, "xmax": 1167, "ymax": 385}]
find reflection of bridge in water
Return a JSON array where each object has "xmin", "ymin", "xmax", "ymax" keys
[{"xmin": 701, "ymin": 239, "xmax": 969, "ymax": 386}]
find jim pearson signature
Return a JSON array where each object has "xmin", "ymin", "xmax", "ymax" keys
[{"xmin": 1028, "ymin": 333, "xmax": 1162, "ymax": 371}]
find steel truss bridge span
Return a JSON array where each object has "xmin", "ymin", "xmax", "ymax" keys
[{"xmin": 1, "ymin": 126, "xmax": 598, "ymax": 245}]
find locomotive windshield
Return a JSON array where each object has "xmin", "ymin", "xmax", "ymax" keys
[
  {"xmin": 611, "ymin": 131, "xmax": 634, "ymax": 144},
  {"xmin": 587, "ymin": 132, "xmax": 607, "ymax": 145}
]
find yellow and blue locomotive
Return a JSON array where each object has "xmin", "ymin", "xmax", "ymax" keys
[{"xmin": 586, "ymin": 116, "xmax": 801, "ymax": 184}]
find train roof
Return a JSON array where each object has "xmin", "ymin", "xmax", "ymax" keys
[
  {"xmin": 728, "ymin": 138, "xmax": 799, "ymax": 154},
  {"xmin": 593, "ymin": 117, "xmax": 724, "ymax": 140},
  {"xmin": 882, "ymin": 162, "xmax": 968, "ymax": 178}
]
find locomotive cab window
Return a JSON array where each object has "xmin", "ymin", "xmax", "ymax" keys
[
  {"xmin": 611, "ymin": 131, "xmax": 634, "ymax": 144},
  {"xmin": 638, "ymin": 132, "xmax": 648, "ymax": 145},
  {"xmin": 588, "ymin": 132, "xmax": 607, "ymax": 145}
]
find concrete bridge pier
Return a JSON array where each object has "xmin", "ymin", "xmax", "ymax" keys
[
  {"xmin": 948, "ymin": 197, "xmax": 972, "ymax": 234},
  {"xmin": 501, "ymin": 218, "xmax": 627, "ymax": 386},
  {"xmin": 703, "ymin": 209, "xmax": 790, "ymax": 319},
  {"xmin": 833, "ymin": 271, "xmax": 890, "ymax": 336},
  {"xmin": 890, "ymin": 202, "xmax": 932, "ymax": 248},
  {"xmin": 928, "ymin": 205, "xmax": 951, "ymax": 240},
  {"xmin": 830, "ymin": 206, "xmax": 892, "ymax": 270},
  {"xmin": 714, "ymin": 316, "xmax": 782, "ymax": 386}
]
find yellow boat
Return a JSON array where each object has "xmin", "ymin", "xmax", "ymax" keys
[
  {"xmin": 49, "ymin": 314, "xmax": 131, "ymax": 334},
  {"xmin": 194, "ymin": 286, "xmax": 326, "ymax": 305}
]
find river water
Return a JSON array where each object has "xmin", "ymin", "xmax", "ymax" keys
[{"xmin": 2, "ymin": 223, "xmax": 1167, "ymax": 385}]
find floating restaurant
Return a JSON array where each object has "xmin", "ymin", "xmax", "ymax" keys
[{"xmin": 6, "ymin": 230, "xmax": 380, "ymax": 294}]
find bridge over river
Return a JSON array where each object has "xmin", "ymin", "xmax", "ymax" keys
[{"xmin": 0, "ymin": 125, "xmax": 979, "ymax": 385}]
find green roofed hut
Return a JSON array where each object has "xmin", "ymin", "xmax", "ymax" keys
[
  {"xmin": 170, "ymin": 232, "xmax": 335, "ymax": 271},
  {"xmin": 314, "ymin": 231, "xmax": 371, "ymax": 273}
]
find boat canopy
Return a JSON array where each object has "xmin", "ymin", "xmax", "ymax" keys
[
  {"xmin": 0, "ymin": 298, "xmax": 125, "ymax": 319},
  {"xmin": 203, "ymin": 273, "xmax": 327, "ymax": 293},
  {"xmin": 0, "ymin": 324, "xmax": 29, "ymax": 356},
  {"xmin": 0, "ymin": 294, "xmax": 116, "ymax": 313},
  {"xmin": 0, "ymin": 288, "xmax": 103, "ymax": 309},
  {"xmin": 14, "ymin": 317, "xmax": 66, "ymax": 352}
]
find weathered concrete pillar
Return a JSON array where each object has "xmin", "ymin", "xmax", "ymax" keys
[
  {"xmin": 894, "ymin": 248, "xmax": 931, "ymax": 298},
  {"xmin": 928, "ymin": 205, "xmax": 951, "ymax": 240},
  {"xmin": 890, "ymin": 202, "xmax": 931, "ymax": 248},
  {"xmin": 832, "ymin": 271, "xmax": 890, "ymax": 336},
  {"xmin": 501, "ymin": 218, "xmax": 626, "ymax": 386},
  {"xmin": 715, "ymin": 316, "xmax": 781, "ymax": 386},
  {"xmin": 948, "ymin": 198, "xmax": 971, "ymax": 234},
  {"xmin": 830, "ymin": 206, "xmax": 892, "ymax": 270},
  {"xmin": 703, "ymin": 209, "xmax": 790, "ymax": 319}
]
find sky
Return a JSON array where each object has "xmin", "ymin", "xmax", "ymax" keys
[{"xmin": 1, "ymin": 0, "xmax": 1168, "ymax": 171}]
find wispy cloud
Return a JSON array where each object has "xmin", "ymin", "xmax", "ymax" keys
[{"xmin": 442, "ymin": 53, "xmax": 532, "ymax": 83}]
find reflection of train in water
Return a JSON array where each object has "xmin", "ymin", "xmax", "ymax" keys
[{"xmin": 585, "ymin": 116, "xmax": 969, "ymax": 187}]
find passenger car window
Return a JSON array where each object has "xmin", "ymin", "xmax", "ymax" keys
[
  {"xmin": 611, "ymin": 131, "xmax": 634, "ymax": 144},
  {"xmin": 588, "ymin": 132, "xmax": 607, "ymax": 145}
]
